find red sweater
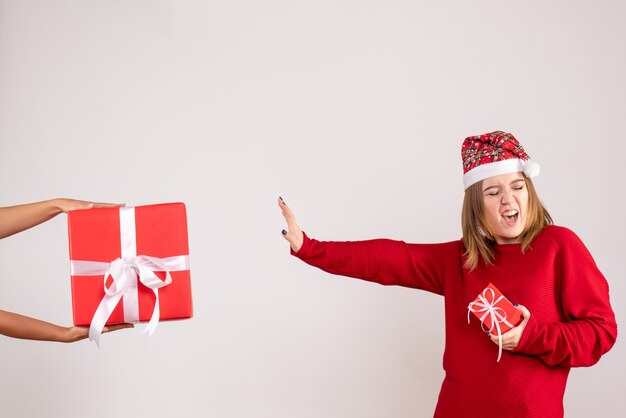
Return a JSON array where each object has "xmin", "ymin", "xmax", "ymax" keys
[{"xmin": 292, "ymin": 225, "xmax": 617, "ymax": 418}]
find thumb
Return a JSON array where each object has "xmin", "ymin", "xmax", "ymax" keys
[
  {"xmin": 281, "ymin": 229, "xmax": 302, "ymax": 252},
  {"xmin": 515, "ymin": 304, "xmax": 531, "ymax": 322}
]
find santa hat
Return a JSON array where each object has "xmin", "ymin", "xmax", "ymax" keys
[{"xmin": 462, "ymin": 131, "xmax": 540, "ymax": 190}]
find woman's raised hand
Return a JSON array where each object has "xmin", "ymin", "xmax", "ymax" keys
[{"xmin": 278, "ymin": 197, "xmax": 304, "ymax": 253}]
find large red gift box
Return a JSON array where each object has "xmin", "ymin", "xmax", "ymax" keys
[
  {"xmin": 467, "ymin": 283, "xmax": 523, "ymax": 361},
  {"xmin": 68, "ymin": 203, "xmax": 193, "ymax": 337}
]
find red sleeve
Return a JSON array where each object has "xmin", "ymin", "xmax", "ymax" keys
[
  {"xmin": 513, "ymin": 228, "xmax": 617, "ymax": 367},
  {"xmin": 291, "ymin": 231, "xmax": 463, "ymax": 296}
]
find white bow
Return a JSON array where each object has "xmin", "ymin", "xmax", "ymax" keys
[{"xmin": 71, "ymin": 255, "xmax": 188, "ymax": 346}]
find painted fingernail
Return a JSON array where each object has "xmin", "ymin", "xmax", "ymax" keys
[
  {"xmin": 281, "ymin": 229, "xmax": 287, "ymax": 236},
  {"xmin": 279, "ymin": 196, "xmax": 285, "ymax": 204},
  {"xmin": 513, "ymin": 303, "xmax": 519, "ymax": 307},
  {"xmin": 487, "ymin": 332, "xmax": 491, "ymax": 337}
]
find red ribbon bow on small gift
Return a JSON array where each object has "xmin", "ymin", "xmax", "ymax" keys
[{"xmin": 467, "ymin": 283, "xmax": 521, "ymax": 362}]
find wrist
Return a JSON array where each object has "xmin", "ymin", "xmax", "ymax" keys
[
  {"xmin": 54, "ymin": 325, "xmax": 83, "ymax": 343},
  {"xmin": 63, "ymin": 327, "xmax": 79, "ymax": 343},
  {"xmin": 52, "ymin": 326, "xmax": 72, "ymax": 343},
  {"xmin": 47, "ymin": 199, "xmax": 66, "ymax": 216}
]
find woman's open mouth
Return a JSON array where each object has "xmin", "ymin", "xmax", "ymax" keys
[{"xmin": 502, "ymin": 210, "xmax": 519, "ymax": 226}]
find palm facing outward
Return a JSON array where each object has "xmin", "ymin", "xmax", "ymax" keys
[{"xmin": 278, "ymin": 197, "xmax": 303, "ymax": 253}]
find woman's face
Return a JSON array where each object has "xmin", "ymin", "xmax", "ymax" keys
[{"xmin": 481, "ymin": 172, "xmax": 529, "ymax": 244}]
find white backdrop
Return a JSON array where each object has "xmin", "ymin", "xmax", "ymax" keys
[{"xmin": 1, "ymin": 1, "xmax": 624, "ymax": 417}]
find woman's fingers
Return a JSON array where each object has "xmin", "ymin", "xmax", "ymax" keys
[
  {"xmin": 278, "ymin": 197, "xmax": 304, "ymax": 252},
  {"xmin": 489, "ymin": 305, "xmax": 532, "ymax": 351},
  {"xmin": 102, "ymin": 323, "xmax": 135, "ymax": 333},
  {"xmin": 57, "ymin": 199, "xmax": 125, "ymax": 213},
  {"xmin": 278, "ymin": 197, "xmax": 297, "ymax": 229},
  {"xmin": 517, "ymin": 305, "xmax": 531, "ymax": 323},
  {"xmin": 490, "ymin": 331, "xmax": 518, "ymax": 350},
  {"xmin": 90, "ymin": 202, "xmax": 126, "ymax": 209},
  {"xmin": 65, "ymin": 322, "xmax": 134, "ymax": 342}
]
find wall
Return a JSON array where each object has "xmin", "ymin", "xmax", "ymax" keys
[{"xmin": 1, "ymin": 1, "xmax": 624, "ymax": 417}]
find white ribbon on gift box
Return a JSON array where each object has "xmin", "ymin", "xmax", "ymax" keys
[
  {"xmin": 467, "ymin": 287, "xmax": 515, "ymax": 362},
  {"xmin": 69, "ymin": 207, "xmax": 190, "ymax": 346}
]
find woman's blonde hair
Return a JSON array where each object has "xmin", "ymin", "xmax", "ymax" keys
[{"xmin": 461, "ymin": 176, "xmax": 553, "ymax": 270}]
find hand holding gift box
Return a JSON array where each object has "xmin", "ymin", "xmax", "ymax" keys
[
  {"xmin": 68, "ymin": 202, "xmax": 193, "ymax": 345},
  {"xmin": 467, "ymin": 283, "xmax": 523, "ymax": 362},
  {"xmin": 0, "ymin": 198, "xmax": 133, "ymax": 343}
]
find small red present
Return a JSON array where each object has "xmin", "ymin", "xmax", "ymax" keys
[
  {"xmin": 467, "ymin": 283, "xmax": 522, "ymax": 361},
  {"xmin": 68, "ymin": 203, "xmax": 193, "ymax": 344}
]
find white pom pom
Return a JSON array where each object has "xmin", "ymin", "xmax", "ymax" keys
[{"xmin": 523, "ymin": 160, "xmax": 541, "ymax": 178}]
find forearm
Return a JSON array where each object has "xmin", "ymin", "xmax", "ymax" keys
[
  {"xmin": 0, "ymin": 309, "xmax": 70, "ymax": 342},
  {"xmin": 513, "ymin": 314, "xmax": 617, "ymax": 367},
  {"xmin": 517, "ymin": 229, "xmax": 620, "ymax": 367},
  {"xmin": 0, "ymin": 199, "xmax": 63, "ymax": 239},
  {"xmin": 292, "ymin": 232, "xmax": 453, "ymax": 294}
]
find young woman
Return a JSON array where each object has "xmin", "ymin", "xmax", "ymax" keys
[
  {"xmin": 278, "ymin": 131, "xmax": 617, "ymax": 418},
  {"xmin": 0, "ymin": 198, "xmax": 133, "ymax": 342}
]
